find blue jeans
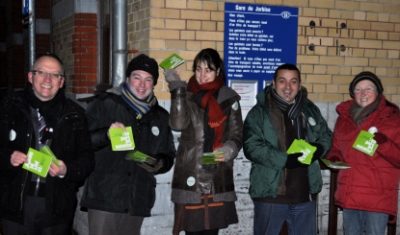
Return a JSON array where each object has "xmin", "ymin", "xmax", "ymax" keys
[
  {"xmin": 253, "ymin": 201, "xmax": 316, "ymax": 235},
  {"xmin": 343, "ymin": 209, "xmax": 389, "ymax": 235}
]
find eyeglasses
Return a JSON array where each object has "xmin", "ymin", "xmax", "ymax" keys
[
  {"xmin": 32, "ymin": 70, "xmax": 64, "ymax": 80},
  {"xmin": 353, "ymin": 87, "xmax": 376, "ymax": 95}
]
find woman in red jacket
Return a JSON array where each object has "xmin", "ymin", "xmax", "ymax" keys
[{"xmin": 327, "ymin": 71, "xmax": 400, "ymax": 235}]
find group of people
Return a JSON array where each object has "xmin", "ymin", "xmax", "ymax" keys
[{"xmin": 0, "ymin": 48, "xmax": 398, "ymax": 235}]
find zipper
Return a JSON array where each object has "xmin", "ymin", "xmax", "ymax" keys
[{"xmin": 19, "ymin": 107, "xmax": 33, "ymax": 212}]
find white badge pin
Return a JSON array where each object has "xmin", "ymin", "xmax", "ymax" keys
[
  {"xmin": 308, "ymin": 117, "xmax": 316, "ymax": 126},
  {"xmin": 186, "ymin": 176, "xmax": 196, "ymax": 187},
  {"xmin": 232, "ymin": 101, "xmax": 239, "ymax": 111},
  {"xmin": 9, "ymin": 129, "xmax": 17, "ymax": 141},
  {"xmin": 151, "ymin": 126, "xmax": 160, "ymax": 136}
]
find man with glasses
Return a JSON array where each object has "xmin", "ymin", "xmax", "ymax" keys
[{"xmin": 0, "ymin": 54, "xmax": 94, "ymax": 235}]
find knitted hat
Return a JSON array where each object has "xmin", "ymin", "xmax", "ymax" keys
[
  {"xmin": 126, "ymin": 54, "xmax": 159, "ymax": 85},
  {"xmin": 349, "ymin": 71, "xmax": 383, "ymax": 98}
]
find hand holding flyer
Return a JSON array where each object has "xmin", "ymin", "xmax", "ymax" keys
[
  {"xmin": 352, "ymin": 130, "xmax": 378, "ymax": 156},
  {"xmin": 109, "ymin": 127, "xmax": 135, "ymax": 151},
  {"xmin": 286, "ymin": 139, "xmax": 316, "ymax": 165},
  {"xmin": 23, "ymin": 148, "xmax": 53, "ymax": 177},
  {"xmin": 159, "ymin": 53, "xmax": 185, "ymax": 70}
]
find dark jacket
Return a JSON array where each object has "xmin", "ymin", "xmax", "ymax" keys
[
  {"xmin": 0, "ymin": 89, "xmax": 94, "ymax": 223},
  {"xmin": 243, "ymin": 87, "xmax": 332, "ymax": 198},
  {"xmin": 327, "ymin": 96, "xmax": 400, "ymax": 216},
  {"xmin": 170, "ymin": 86, "xmax": 243, "ymax": 204},
  {"xmin": 80, "ymin": 91, "xmax": 175, "ymax": 216}
]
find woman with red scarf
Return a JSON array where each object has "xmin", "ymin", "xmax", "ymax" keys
[{"xmin": 165, "ymin": 48, "xmax": 243, "ymax": 235}]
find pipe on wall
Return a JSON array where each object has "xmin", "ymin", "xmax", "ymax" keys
[{"xmin": 111, "ymin": 0, "xmax": 127, "ymax": 87}]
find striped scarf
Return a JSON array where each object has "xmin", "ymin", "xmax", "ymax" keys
[{"xmin": 120, "ymin": 82, "xmax": 157, "ymax": 119}]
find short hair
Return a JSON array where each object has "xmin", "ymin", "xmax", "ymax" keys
[
  {"xmin": 273, "ymin": 63, "xmax": 301, "ymax": 82},
  {"xmin": 33, "ymin": 53, "xmax": 65, "ymax": 76}
]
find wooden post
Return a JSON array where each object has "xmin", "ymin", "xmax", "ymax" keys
[{"xmin": 328, "ymin": 169, "xmax": 338, "ymax": 235}]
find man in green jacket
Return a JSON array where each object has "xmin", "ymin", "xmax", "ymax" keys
[{"xmin": 243, "ymin": 63, "xmax": 332, "ymax": 235}]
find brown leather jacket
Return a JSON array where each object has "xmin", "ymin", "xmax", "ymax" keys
[{"xmin": 170, "ymin": 86, "xmax": 243, "ymax": 204}]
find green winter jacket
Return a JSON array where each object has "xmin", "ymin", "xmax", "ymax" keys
[{"xmin": 243, "ymin": 86, "xmax": 332, "ymax": 199}]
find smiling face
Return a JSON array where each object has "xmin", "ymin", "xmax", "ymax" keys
[
  {"xmin": 28, "ymin": 56, "xmax": 65, "ymax": 101},
  {"xmin": 127, "ymin": 70, "xmax": 154, "ymax": 99},
  {"xmin": 353, "ymin": 79, "xmax": 378, "ymax": 108},
  {"xmin": 272, "ymin": 69, "xmax": 301, "ymax": 103},
  {"xmin": 195, "ymin": 61, "xmax": 219, "ymax": 85}
]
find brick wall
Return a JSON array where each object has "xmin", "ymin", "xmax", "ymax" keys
[
  {"xmin": 52, "ymin": 13, "xmax": 97, "ymax": 94},
  {"xmin": 72, "ymin": 13, "xmax": 97, "ymax": 93},
  {"xmin": 134, "ymin": 0, "xmax": 400, "ymax": 104}
]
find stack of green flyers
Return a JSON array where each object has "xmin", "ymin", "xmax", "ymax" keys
[
  {"xmin": 201, "ymin": 152, "xmax": 217, "ymax": 165},
  {"xmin": 159, "ymin": 53, "xmax": 185, "ymax": 70},
  {"xmin": 352, "ymin": 130, "xmax": 378, "ymax": 156},
  {"xmin": 126, "ymin": 150, "xmax": 149, "ymax": 162},
  {"xmin": 109, "ymin": 127, "xmax": 135, "ymax": 151},
  {"xmin": 286, "ymin": 139, "xmax": 316, "ymax": 165},
  {"xmin": 40, "ymin": 145, "xmax": 60, "ymax": 166},
  {"xmin": 201, "ymin": 151, "xmax": 223, "ymax": 165},
  {"xmin": 321, "ymin": 159, "xmax": 351, "ymax": 170},
  {"xmin": 23, "ymin": 146, "xmax": 59, "ymax": 177}
]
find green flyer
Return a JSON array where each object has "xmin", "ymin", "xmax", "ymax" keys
[
  {"xmin": 286, "ymin": 139, "xmax": 316, "ymax": 165},
  {"xmin": 23, "ymin": 148, "xmax": 52, "ymax": 177},
  {"xmin": 159, "ymin": 53, "xmax": 185, "ymax": 70},
  {"xmin": 109, "ymin": 127, "xmax": 135, "ymax": 151},
  {"xmin": 352, "ymin": 130, "xmax": 378, "ymax": 156}
]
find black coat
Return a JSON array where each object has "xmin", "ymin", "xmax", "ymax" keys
[
  {"xmin": 0, "ymin": 90, "xmax": 94, "ymax": 223},
  {"xmin": 80, "ymin": 92, "xmax": 175, "ymax": 216}
]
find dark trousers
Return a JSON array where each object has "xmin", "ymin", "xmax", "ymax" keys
[{"xmin": 2, "ymin": 196, "xmax": 72, "ymax": 235}]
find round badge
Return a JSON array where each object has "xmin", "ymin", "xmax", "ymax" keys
[
  {"xmin": 151, "ymin": 126, "xmax": 160, "ymax": 136},
  {"xmin": 9, "ymin": 129, "xmax": 16, "ymax": 141},
  {"xmin": 232, "ymin": 101, "xmax": 239, "ymax": 111},
  {"xmin": 308, "ymin": 117, "xmax": 316, "ymax": 126},
  {"xmin": 186, "ymin": 176, "xmax": 196, "ymax": 187}
]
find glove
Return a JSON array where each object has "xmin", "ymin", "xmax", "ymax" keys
[
  {"xmin": 286, "ymin": 153, "xmax": 306, "ymax": 169},
  {"xmin": 374, "ymin": 132, "xmax": 387, "ymax": 145},
  {"xmin": 137, "ymin": 157, "xmax": 163, "ymax": 174},
  {"xmin": 164, "ymin": 69, "xmax": 181, "ymax": 83},
  {"xmin": 164, "ymin": 69, "xmax": 186, "ymax": 91},
  {"xmin": 214, "ymin": 145, "xmax": 235, "ymax": 162},
  {"xmin": 309, "ymin": 142, "xmax": 324, "ymax": 162}
]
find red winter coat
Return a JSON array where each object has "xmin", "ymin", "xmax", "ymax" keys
[{"xmin": 328, "ymin": 96, "xmax": 400, "ymax": 216}]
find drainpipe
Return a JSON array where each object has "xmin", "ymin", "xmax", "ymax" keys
[
  {"xmin": 22, "ymin": 0, "xmax": 35, "ymax": 69},
  {"xmin": 28, "ymin": 0, "xmax": 35, "ymax": 69},
  {"xmin": 111, "ymin": 0, "xmax": 127, "ymax": 87}
]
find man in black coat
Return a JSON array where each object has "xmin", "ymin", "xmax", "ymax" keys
[
  {"xmin": 81, "ymin": 54, "xmax": 175, "ymax": 235},
  {"xmin": 0, "ymin": 54, "xmax": 94, "ymax": 235}
]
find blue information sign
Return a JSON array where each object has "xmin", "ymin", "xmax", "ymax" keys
[{"xmin": 224, "ymin": 3, "xmax": 298, "ymax": 91}]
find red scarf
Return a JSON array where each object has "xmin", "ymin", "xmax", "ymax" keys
[{"xmin": 187, "ymin": 76, "xmax": 227, "ymax": 149}]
